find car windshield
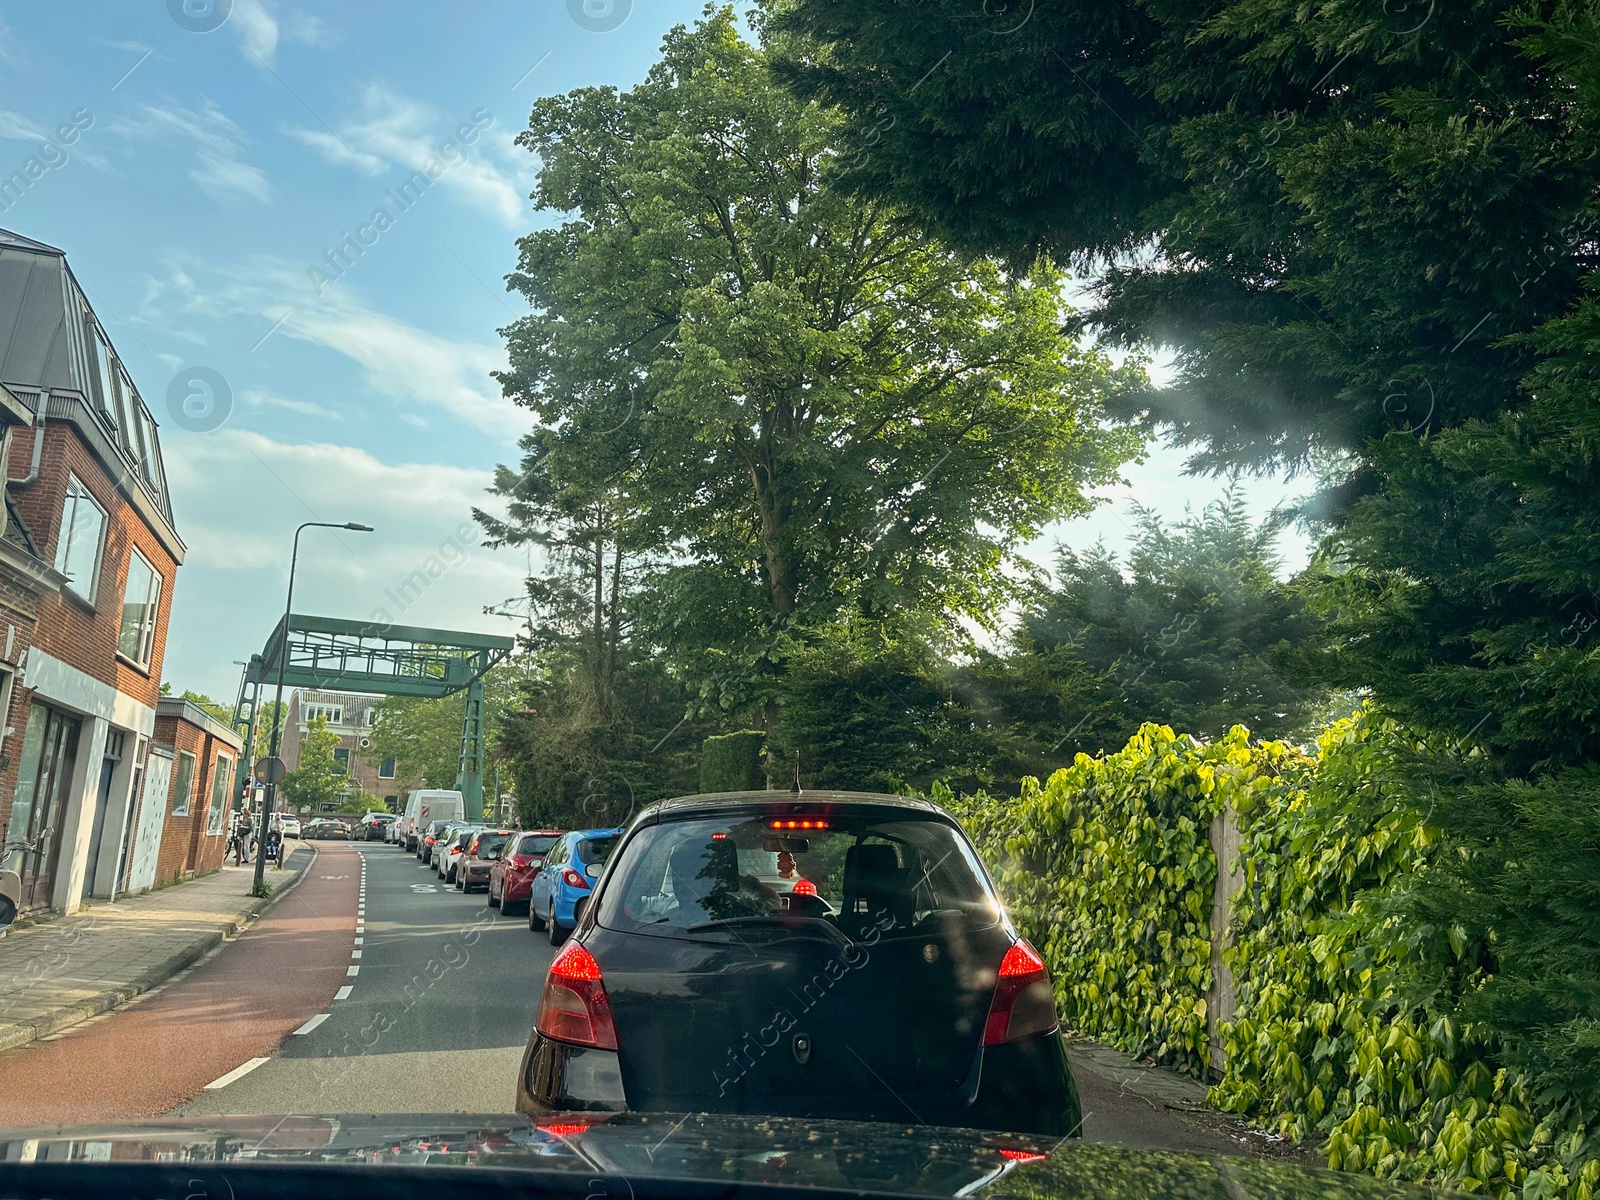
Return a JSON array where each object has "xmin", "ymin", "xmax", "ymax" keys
[{"xmin": 597, "ymin": 814, "xmax": 995, "ymax": 940}]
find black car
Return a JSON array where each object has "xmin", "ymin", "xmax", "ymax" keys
[
  {"xmin": 0, "ymin": 1110, "xmax": 1441, "ymax": 1200},
  {"xmin": 516, "ymin": 790, "xmax": 1079, "ymax": 1136}
]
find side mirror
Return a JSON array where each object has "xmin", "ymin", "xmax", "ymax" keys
[
  {"xmin": 585, "ymin": 862, "xmax": 602, "ymax": 879},
  {"xmin": 573, "ymin": 896, "xmax": 590, "ymax": 926}
]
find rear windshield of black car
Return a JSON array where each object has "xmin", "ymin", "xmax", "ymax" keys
[
  {"xmin": 517, "ymin": 834, "xmax": 559, "ymax": 854},
  {"xmin": 595, "ymin": 813, "xmax": 998, "ymax": 941},
  {"xmin": 576, "ymin": 835, "xmax": 620, "ymax": 866}
]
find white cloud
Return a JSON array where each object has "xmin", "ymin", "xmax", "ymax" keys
[
  {"xmin": 240, "ymin": 388, "xmax": 344, "ymax": 420},
  {"xmin": 286, "ymin": 84, "xmax": 528, "ymax": 226},
  {"xmin": 232, "ymin": 0, "xmax": 331, "ymax": 67},
  {"xmin": 108, "ymin": 100, "xmax": 270, "ymax": 203},
  {"xmin": 284, "ymin": 127, "xmax": 385, "ymax": 176},
  {"xmin": 159, "ymin": 427, "xmax": 529, "ymax": 698},
  {"xmin": 0, "ymin": 110, "xmax": 48, "ymax": 141},
  {"xmin": 137, "ymin": 254, "xmax": 519, "ymax": 436}
]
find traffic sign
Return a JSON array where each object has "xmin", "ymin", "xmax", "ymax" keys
[{"xmin": 254, "ymin": 756, "xmax": 287, "ymax": 786}]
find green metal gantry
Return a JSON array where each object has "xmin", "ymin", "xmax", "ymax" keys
[{"xmin": 231, "ymin": 615, "xmax": 514, "ymax": 820}]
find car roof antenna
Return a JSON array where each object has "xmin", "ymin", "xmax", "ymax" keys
[{"xmin": 790, "ymin": 763, "xmax": 802, "ymax": 797}]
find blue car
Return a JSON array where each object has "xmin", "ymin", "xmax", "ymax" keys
[{"xmin": 528, "ymin": 827, "xmax": 623, "ymax": 944}]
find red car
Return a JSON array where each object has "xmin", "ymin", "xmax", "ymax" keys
[{"xmin": 487, "ymin": 830, "xmax": 563, "ymax": 915}]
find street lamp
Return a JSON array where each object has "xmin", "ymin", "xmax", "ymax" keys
[{"xmin": 253, "ymin": 521, "xmax": 374, "ymax": 890}]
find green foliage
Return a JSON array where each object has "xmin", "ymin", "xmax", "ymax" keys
[
  {"xmin": 987, "ymin": 488, "xmax": 1327, "ymax": 769},
  {"xmin": 944, "ymin": 712, "xmax": 1600, "ymax": 1197},
  {"xmin": 499, "ymin": 6, "xmax": 1141, "ymax": 713},
  {"xmin": 944, "ymin": 724, "xmax": 1277, "ymax": 1075},
  {"xmin": 279, "ymin": 715, "xmax": 347, "ymax": 812},
  {"xmin": 370, "ymin": 666, "xmax": 521, "ymax": 793},
  {"xmin": 699, "ymin": 731, "xmax": 765, "ymax": 793},
  {"xmin": 177, "ymin": 690, "xmax": 234, "ymax": 727},
  {"xmin": 772, "ymin": 0, "xmax": 1599, "ymax": 474}
]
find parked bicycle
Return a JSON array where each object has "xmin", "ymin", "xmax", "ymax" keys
[{"xmin": 0, "ymin": 826, "xmax": 53, "ymax": 933}]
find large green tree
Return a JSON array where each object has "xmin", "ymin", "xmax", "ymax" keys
[{"xmin": 496, "ymin": 7, "xmax": 1142, "ymax": 718}]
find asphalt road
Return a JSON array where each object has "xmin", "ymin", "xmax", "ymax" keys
[{"xmin": 177, "ymin": 841, "xmax": 553, "ymax": 1116}]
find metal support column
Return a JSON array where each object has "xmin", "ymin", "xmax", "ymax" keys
[
  {"xmin": 456, "ymin": 678, "xmax": 485, "ymax": 821},
  {"xmin": 232, "ymin": 656, "xmax": 263, "ymax": 811}
]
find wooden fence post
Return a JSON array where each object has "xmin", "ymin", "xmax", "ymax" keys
[{"xmin": 1206, "ymin": 806, "xmax": 1243, "ymax": 1077}]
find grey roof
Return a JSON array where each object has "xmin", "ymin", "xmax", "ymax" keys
[{"xmin": 0, "ymin": 227, "xmax": 177, "ymax": 537}]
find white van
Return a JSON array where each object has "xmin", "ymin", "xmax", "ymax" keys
[{"xmin": 401, "ymin": 789, "xmax": 465, "ymax": 852}]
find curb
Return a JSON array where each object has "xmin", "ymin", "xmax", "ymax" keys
[{"xmin": 0, "ymin": 846, "xmax": 319, "ymax": 1057}]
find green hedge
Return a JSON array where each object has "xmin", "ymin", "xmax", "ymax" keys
[
  {"xmin": 699, "ymin": 730, "xmax": 766, "ymax": 793},
  {"xmin": 939, "ymin": 711, "xmax": 1599, "ymax": 1199}
]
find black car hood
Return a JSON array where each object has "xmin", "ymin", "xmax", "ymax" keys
[{"xmin": 0, "ymin": 1111, "xmax": 1435, "ymax": 1200}]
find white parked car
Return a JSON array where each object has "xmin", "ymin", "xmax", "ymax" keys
[{"xmin": 278, "ymin": 816, "xmax": 302, "ymax": 838}]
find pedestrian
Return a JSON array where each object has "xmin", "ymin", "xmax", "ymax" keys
[{"xmin": 230, "ymin": 812, "xmax": 251, "ymax": 865}]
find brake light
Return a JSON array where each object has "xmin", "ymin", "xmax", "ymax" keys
[
  {"xmin": 537, "ymin": 1123, "xmax": 592, "ymax": 1137},
  {"xmin": 769, "ymin": 819, "xmax": 829, "ymax": 830},
  {"xmin": 996, "ymin": 1149, "xmax": 1048, "ymax": 1163},
  {"xmin": 426, "ymin": 836, "xmax": 436, "ymax": 845},
  {"xmin": 536, "ymin": 942, "xmax": 617, "ymax": 1049},
  {"xmin": 510, "ymin": 854, "xmax": 531, "ymax": 868},
  {"xmin": 561, "ymin": 867, "xmax": 589, "ymax": 890},
  {"xmin": 792, "ymin": 879, "xmax": 817, "ymax": 896},
  {"xmin": 983, "ymin": 940, "xmax": 1057, "ymax": 1045}
]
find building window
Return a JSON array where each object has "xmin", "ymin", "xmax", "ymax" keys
[
  {"xmin": 206, "ymin": 753, "xmax": 232, "ymax": 835},
  {"xmin": 84, "ymin": 313, "xmax": 116, "ymax": 415},
  {"xmin": 378, "ymin": 755, "xmax": 396, "ymax": 779},
  {"xmin": 304, "ymin": 704, "xmax": 343, "ymax": 725},
  {"xmin": 332, "ymin": 747, "xmax": 350, "ymax": 774},
  {"xmin": 172, "ymin": 750, "xmax": 196, "ymax": 816},
  {"xmin": 55, "ymin": 475, "xmax": 106, "ymax": 603},
  {"xmin": 118, "ymin": 549, "xmax": 162, "ymax": 667}
]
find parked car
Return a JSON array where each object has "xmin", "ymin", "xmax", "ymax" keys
[
  {"xmin": 458, "ymin": 828, "xmax": 514, "ymax": 893},
  {"xmin": 361, "ymin": 813, "xmax": 396, "ymax": 842},
  {"xmin": 437, "ymin": 826, "xmax": 480, "ymax": 885},
  {"xmin": 275, "ymin": 815, "xmax": 302, "ymax": 838},
  {"xmin": 424, "ymin": 819, "xmax": 465, "ymax": 868},
  {"xmin": 527, "ymin": 827, "xmax": 623, "ymax": 943},
  {"xmin": 307, "ymin": 820, "xmax": 350, "ymax": 841},
  {"xmin": 515, "ymin": 791, "xmax": 1079, "ymax": 1136},
  {"xmin": 488, "ymin": 830, "xmax": 563, "ymax": 915}
]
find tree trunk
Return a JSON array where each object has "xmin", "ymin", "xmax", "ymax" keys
[{"xmin": 757, "ymin": 479, "xmax": 797, "ymax": 620}]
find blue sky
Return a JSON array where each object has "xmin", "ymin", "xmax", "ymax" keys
[{"xmin": 0, "ymin": 0, "xmax": 1306, "ymax": 705}]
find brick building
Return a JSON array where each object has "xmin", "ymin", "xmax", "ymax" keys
[
  {"xmin": 279, "ymin": 688, "xmax": 420, "ymax": 813},
  {"xmin": 143, "ymin": 697, "xmax": 241, "ymax": 884},
  {"xmin": 0, "ymin": 228, "xmax": 185, "ymax": 914}
]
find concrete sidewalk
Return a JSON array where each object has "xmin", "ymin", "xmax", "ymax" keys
[
  {"xmin": 1067, "ymin": 1040, "xmax": 1322, "ymax": 1164},
  {"xmin": 0, "ymin": 845, "xmax": 315, "ymax": 1055}
]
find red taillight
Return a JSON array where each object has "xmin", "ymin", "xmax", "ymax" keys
[
  {"xmin": 536, "ymin": 942, "xmax": 617, "ymax": 1050},
  {"xmin": 425, "ymin": 836, "xmax": 436, "ymax": 845},
  {"xmin": 996, "ymin": 1149, "xmax": 1048, "ymax": 1163},
  {"xmin": 510, "ymin": 854, "xmax": 531, "ymax": 868},
  {"xmin": 792, "ymin": 879, "xmax": 818, "ymax": 896},
  {"xmin": 561, "ymin": 867, "xmax": 590, "ymax": 889},
  {"xmin": 537, "ymin": 1123, "xmax": 592, "ymax": 1137},
  {"xmin": 983, "ymin": 940, "xmax": 1057, "ymax": 1046}
]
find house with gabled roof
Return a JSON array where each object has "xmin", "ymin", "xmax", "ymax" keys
[{"xmin": 0, "ymin": 227, "xmax": 190, "ymax": 914}]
